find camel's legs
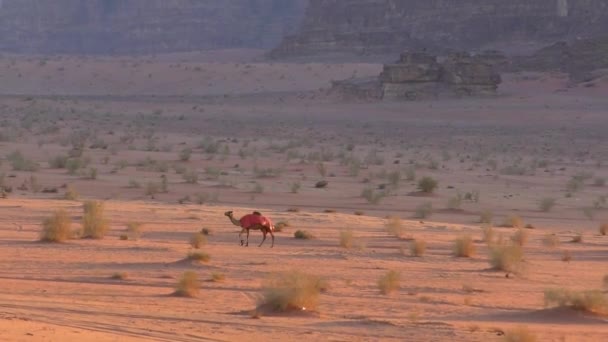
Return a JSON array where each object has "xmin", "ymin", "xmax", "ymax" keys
[
  {"xmin": 269, "ymin": 229, "xmax": 275, "ymax": 248},
  {"xmin": 239, "ymin": 228, "xmax": 246, "ymax": 246},
  {"xmin": 246, "ymin": 229, "xmax": 250, "ymax": 247},
  {"xmin": 259, "ymin": 231, "xmax": 267, "ymax": 247}
]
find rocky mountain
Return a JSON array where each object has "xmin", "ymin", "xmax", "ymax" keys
[
  {"xmin": 0, "ymin": 0, "xmax": 307, "ymax": 54},
  {"xmin": 271, "ymin": 0, "xmax": 608, "ymax": 59}
]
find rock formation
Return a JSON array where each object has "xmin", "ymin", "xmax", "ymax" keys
[
  {"xmin": 272, "ymin": 0, "xmax": 608, "ymax": 59},
  {"xmin": 330, "ymin": 51, "xmax": 502, "ymax": 101},
  {"xmin": 0, "ymin": 0, "xmax": 307, "ymax": 54}
]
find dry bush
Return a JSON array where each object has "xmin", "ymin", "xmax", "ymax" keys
[
  {"xmin": 542, "ymin": 234, "xmax": 560, "ymax": 248},
  {"xmin": 40, "ymin": 210, "xmax": 72, "ymax": 242},
  {"xmin": 173, "ymin": 271, "xmax": 200, "ymax": 298},
  {"xmin": 599, "ymin": 223, "xmax": 607, "ymax": 236},
  {"xmin": 126, "ymin": 222, "xmax": 143, "ymax": 240},
  {"xmin": 82, "ymin": 200, "xmax": 109, "ymax": 239},
  {"xmin": 187, "ymin": 251, "xmax": 210, "ymax": 263},
  {"xmin": 571, "ymin": 233, "xmax": 583, "ymax": 243},
  {"xmin": 294, "ymin": 230, "xmax": 314, "ymax": 239},
  {"xmin": 503, "ymin": 326, "xmax": 538, "ymax": 342},
  {"xmin": 501, "ymin": 215, "xmax": 523, "ymax": 228},
  {"xmin": 274, "ymin": 221, "xmax": 289, "ymax": 232},
  {"xmin": 414, "ymin": 202, "xmax": 433, "ymax": 219},
  {"xmin": 479, "ymin": 210, "xmax": 494, "ymax": 224},
  {"xmin": 190, "ymin": 232, "xmax": 207, "ymax": 248},
  {"xmin": 482, "ymin": 225, "xmax": 495, "ymax": 244},
  {"xmin": 511, "ymin": 229, "xmax": 529, "ymax": 247},
  {"xmin": 417, "ymin": 176, "xmax": 438, "ymax": 193},
  {"xmin": 200, "ymin": 227, "xmax": 211, "ymax": 235},
  {"xmin": 544, "ymin": 288, "xmax": 608, "ymax": 315},
  {"xmin": 561, "ymin": 250, "xmax": 572, "ymax": 262},
  {"xmin": 453, "ymin": 234, "xmax": 476, "ymax": 257},
  {"xmin": 111, "ymin": 272, "xmax": 128, "ymax": 280},
  {"xmin": 210, "ymin": 272, "xmax": 225, "ymax": 282},
  {"xmin": 385, "ymin": 216, "xmax": 406, "ymax": 238},
  {"xmin": 409, "ymin": 239, "xmax": 427, "ymax": 257},
  {"xmin": 63, "ymin": 186, "xmax": 79, "ymax": 200},
  {"xmin": 339, "ymin": 229, "xmax": 363, "ymax": 249},
  {"xmin": 259, "ymin": 271, "xmax": 326, "ymax": 312},
  {"xmin": 489, "ymin": 243, "xmax": 524, "ymax": 273},
  {"xmin": 378, "ymin": 270, "xmax": 400, "ymax": 295}
]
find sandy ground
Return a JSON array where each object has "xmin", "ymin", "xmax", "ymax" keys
[{"xmin": 1, "ymin": 52, "xmax": 608, "ymax": 341}]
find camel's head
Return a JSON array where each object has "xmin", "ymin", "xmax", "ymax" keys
[{"xmin": 224, "ymin": 211, "xmax": 233, "ymax": 217}]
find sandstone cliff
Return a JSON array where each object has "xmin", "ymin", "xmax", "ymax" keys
[
  {"xmin": 271, "ymin": 0, "xmax": 608, "ymax": 59},
  {"xmin": 0, "ymin": 0, "xmax": 307, "ymax": 54}
]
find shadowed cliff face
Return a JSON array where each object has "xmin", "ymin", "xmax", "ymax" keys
[
  {"xmin": 271, "ymin": 0, "xmax": 608, "ymax": 59},
  {"xmin": 0, "ymin": 0, "xmax": 307, "ymax": 54}
]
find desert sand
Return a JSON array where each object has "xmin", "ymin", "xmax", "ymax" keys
[{"xmin": 1, "ymin": 53, "xmax": 607, "ymax": 341}]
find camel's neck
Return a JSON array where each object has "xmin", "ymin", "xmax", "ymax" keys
[{"xmin": 227, "ymin": 214, "xmax": 241, "ymax": 227}]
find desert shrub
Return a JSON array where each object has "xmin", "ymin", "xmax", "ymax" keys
[
  {"xmin": 511, "ymin": 229, "xmax": 529, "ymax": 247},
  {"xmin": 562, "ymin": 250, "xmax": 572, "ymax": 262},
  {"xmin": 173, "ymin": 271, "xmax": 200, "ymax": 297},
  {"xmin": 82, "ymin": 201, "xmax": 109, "ymax": 239},
  {"xmin": 361, "ymin": 187, "xmax": 385, "ymax": 204},
  {"xmin": 7, "ymin": 150, "xmax": 39, "ymax": 171},
  {"xmin": 85, "ymin": 167, "xmax": 97, "ymax": 180},
  {"xmin": 40, "ymin": 210, "xmax": 72, "ymax": 242},
  {"xmin": 200, "ymin": 227, "xmax": 211, "ymax": 235},
  {"xmin": 274, "ymin": 221, "xmax": 289, "ymax": 232},
  {"xmin": 187, "ymin": 251, "xmax": 210, "ymax": 262},
  {"xmin": 385, "ymin": 216, "xmax": 406, "ymax": 238},
  {"xmin": 126, "ymin": 222, "xmax": 143, "ymax": 240},
  {"xmin": 501, "ymin": 215, "xmax": 523, "ymax": 228},
  {"xmin": 414, "ymin": 202, "xmax": 433, "ymax": 219},
  {"xmin": 145, "ymin": 182, "xmax": 160, "ymax": 198},
  {"xmin": 542, "ymin": 234, "xmax": 560, "ymax": 248},
  {"xmin": 339, "ymin": 229, "xmax": 355, "ymax": 248},
  {"xmin": 544, "ymin": 288, "xmax": 608, "ymax": 315},
  {"xmin": 417, "ymin": 176, "xmax": 438, "ymax": 193},
  {"xmin": 409, "ymin": 239, "xmax": 427, "ymax": 257},
  {"xmin": 63, "ymin": 186, "xmax": 79, "ymax": 200},
  {"xmin": 210, "ymin": 272, "xmax": 225, "ymax": 282},
  {"xmin": 48, "ymin": 155, "xmax": 68, "ymax": 169},
  {"xmin": 183, "ymin": 169, "xmax": 198, "ymax": 184},
  {"xmin": 315, "ymin": 180, "xmax": 328, "ymax": 188},
  {"xmin": 294, "ymin": 230, "xmax": 314, "ymax": 239},
  {"xmin": 479, "ymin": 210, "xmax": 493, "ymax": 224},
  {"xmin": 539, "ymin": 197, "xmax": 556, "ymax": 212},
  {"xmin": 260, "ymin": 271, "xmax": 325, "ymax": 312},
  {"xmin": 453, "ymin": 234, "xmax": 476, "ymax": 257},
  {"xmin": 405, "ymin": 167, "xmax": 416, "ymax": 181},
  {"xmin": 566, "ymin": 176, "xmax": 584, "ymax": 193},
  {"xmin": 290, "ymin": 181, "xmax": 301, "ymax": 194},
  {"xmin": 489, "ymin": 243, "xmax": 524, "ymax": 273},
  {"xmin": 127, "ymin": 179, "xmax": 141, "ymax": 188},
  {"xmin": 190, "ymin": 232, "xmax": 207, "ymax": 248},
  {"xmin": 447, "ymin": 193, "xmax": 463, "ymax": 210},
  {"xmin": 179, "ymin": 148, "xmax": 192, "ymax": 161},
  {"xmin": 599, "ymin": 223, "xmax": 608, "ymax": 236},
  {"xmin": 111, "ymin": 272, "xmax": 128, "ymax": 280},
  {"xmin": 571, "ymin": 233, "xmax": 583, "ymax": 243},
  {"xmin": 503, "ymin": 326, "xmax": 538, "ymax": 342},
  {"xmin": 378, "ymin": 270, "xmax": 400, "ymax": 295},
  {"xmin": 253, "ymin": 182, "xmax": 264, "ymax": 193},
  {"xmin": 482, "ymin": 225, "xmax": 495, "ymax": 244}
]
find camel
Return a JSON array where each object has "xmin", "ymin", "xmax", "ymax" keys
[{"xmin": 224, "ymin": 211, "xmax": 275, "ymax": 247}]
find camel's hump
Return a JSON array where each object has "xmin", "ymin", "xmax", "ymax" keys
[{"xmin": 240, "ymin": 214, "xmax": 272, "ymax": 228}]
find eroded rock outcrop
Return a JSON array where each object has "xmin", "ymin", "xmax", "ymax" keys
[
  {"xmin": 331, "ymin": 51, "xmax": 502, "ymax": 101},
  {"xmin": 272, "ymin": 0, "xmax": 608, "ymax": 59}
]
